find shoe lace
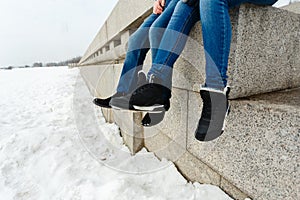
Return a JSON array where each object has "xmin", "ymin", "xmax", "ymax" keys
[
  {"xmin": 149, "ymin": 74, "xmax": 155, "ymax": 83},
  {"xmin": 132, "ymin": 83, "xmax": 153, "ymax": 96}
]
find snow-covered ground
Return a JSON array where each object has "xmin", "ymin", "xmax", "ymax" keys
[{"xmin": 0, "ymin": 67, "xmax": 233, "ymax": 200}]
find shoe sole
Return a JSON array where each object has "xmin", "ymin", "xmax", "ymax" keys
[
  {"xmin": 221, "ymin": 104, "xmax": 231, "ymax": 132},
  {"xmin": 93, "ymin": 99, "xmax": 112, "ymax": 108},
  {"xmin": 93, "ymin": 104, "xmax": 111, "ymax": 109},
  {"xmin": 112, "ymin": 105, "xmax": 163, "ymax": 113},
  {"xmin": 133, "ymin": 105, "xmax": 165, "ymax": 112},
  {"xmin": 111, "ymin": 105, "xmax": 134, "ymax": 111},
  {"xmin": 195, "ymin": 103, "xmax": 230, "ymax": 142}
]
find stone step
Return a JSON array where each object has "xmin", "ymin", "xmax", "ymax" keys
[
  {"xmin": 79, "ymin": 62, "xmax": 300, "ymax": 200},
  {"xmin": 144, "ymin": 87, "xmax": 300, "ymax": 200}
]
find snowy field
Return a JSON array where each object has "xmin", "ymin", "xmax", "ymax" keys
[{"xmin": 0, "ymin": 67, "xmax": 233, "ymax": 200}]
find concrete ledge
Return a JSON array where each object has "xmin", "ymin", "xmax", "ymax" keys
[
  {"xmin": 83, "ymin": 44, "xmax": 127, "ymax": 66},
  {"xmin": 172, "ymin": 4, "xmax": 300, "ymax": 98},
  {"xmin": 80, "ymin": 0, "xmax": 153, "ymax": 64},
  {"xmin": 229, "ymin": 4, "xmax": 300, "ymax": 98},
  {"xmin": 81, "ymin": 3, "xmax": 300, "ymax": 98},
  {"xmin": 87, "ymin": 63, "xmax": 299, "ymax": 199},
  {"xmin": 113, "ymin": 110, "xmax": 144, "ymax": 154},
  {"xmin": 79, "ymin": 64, "xmax": 123, "ymax": 98}
]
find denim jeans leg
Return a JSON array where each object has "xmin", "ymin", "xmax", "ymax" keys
[
  {"xmin": 148, "ymin": 1, "xmax": 200, "ymax": 89},
  {"xmin": 116, "ymin": 13, "xmax": 158, "ymax": 94},
  {"xmin": 200, "ymin": 0, "xmax": 278, "ymax": 89},
  {"xmin": 116, "ymin": 0, "xmax": 181, "ymax": 94},
  {"xmin": 117, "ymin": 0, "xmax": 180, "ymax": 94},
  {"xmin": 149, "ymin": 0, "xmax": 180, "ymax": 61}
]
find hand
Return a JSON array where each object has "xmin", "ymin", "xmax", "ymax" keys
[{"xmin": 153, "ymin": 0, "xmax": 166, "ymax": 15}]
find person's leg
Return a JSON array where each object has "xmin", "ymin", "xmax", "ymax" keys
[
  {"xmin": 149, "ymin": 0, "xmax": 181, "ymax": 62},
  {"xmin": 148, "ymin": 1, "xmax": 200, "ymax": 89},
  {"xmin": 116, "ymin": 0, "xmax": 178, "ymax": 94},
  {"xmin": 116, "ymin": 13, "xmax": 158, "ymax": 94},
  {"xmin": 111, "ymin": 0, "xmax": 178, "ymax": 105},
  {"xmin": 200, "ymin": 0, "xmax": 278, "ymax": 89},
  {"xmin": 130, "ymin": 1, "xmax": 200, "ymax": 111},
  {"xmin": 196, "ymin": 0, "xmax": 278, "ymax": 141}
]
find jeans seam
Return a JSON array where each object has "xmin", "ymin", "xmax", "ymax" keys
[
  {"xmin": 219, "ymin": 0, "xmax": 230, "ymax": 86},
  {"xmin": 221, "ymin": 2, "xmax": 226, "ymax": 83}
]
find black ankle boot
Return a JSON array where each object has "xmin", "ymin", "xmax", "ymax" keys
[
  {"xmin": 130, "ymin": 75, "xmax": 171, "ymax": 112},
  {"xmin": 93, "ymin": 70, "xmax": 147, "ymax": 109},
  {"xmin": 93, "ymin": 92, "xmax": 124, "ymax": 108},
  {"xmin": 195, "ymin": 86, "xmax": 230, "ymax": 142}
]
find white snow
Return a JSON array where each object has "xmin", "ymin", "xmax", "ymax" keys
[
  {"xmin": 274, "ymin": 0, "xmax": 300, "ymax": 7},
  {"xmin": 0, "ymin": 67, "xmax": 233, "ymax": 200}
]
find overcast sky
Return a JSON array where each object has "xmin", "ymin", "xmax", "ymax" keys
[
  {"xmin": 0, "ymin": 0, "xmax": 294, "ymax": 67},
  {"xmin": 0, "ymin": 0, "xmax": 118, "ymax": 67}
]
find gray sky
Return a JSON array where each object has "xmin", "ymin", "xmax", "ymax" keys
[
  {"xmin": 0, "ymin": 0, "xmax": 118, "ymax": 67},
  {"xmin": 0, "ymin": 0, "xmax": 294, "ymax": 67}
]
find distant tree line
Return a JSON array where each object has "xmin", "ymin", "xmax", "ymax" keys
[
  {"xmin": 33, "ymin": 56, "xmax": 82, "ymax": 67},
  {"xmin": 1, "ymin": 56, "xmax": 82, "ymax": 70}
]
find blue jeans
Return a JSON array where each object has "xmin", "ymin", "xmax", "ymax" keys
[
  {"xmin": 117, "ymin": 0, "xmax": 278, "ymax": 93},
  {"xmin": 117, "ymin": 0, "xmax": 177, "ymax": 93},
  {"xmin": 117, "ymin": 0, "xmax": 199, "ymax": 93},
  {"xmin": 200, "ymin": 0, "xmax": 278, "ymax": 89},
  {"xmin": 148, "ymin": 1, "xmax": 199, "ymax": 88}
]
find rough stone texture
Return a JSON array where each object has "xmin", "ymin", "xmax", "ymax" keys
[
  {"xmin": 144, "ymin": 131, "xmax": 249, "ymax": 200},
  {"xmin": 187, "ymin": 88, "xmax": 300, "ymax": 200},
  {"xmin": 220, "ymin": 178, "xmax": 250, "ymax": 200},
  {"xmin": 172, "ymin": 52, "xmax": 205, "ymax": 92},
  {"xmin": 229, "ymin": 4, "xmax": 300, "ymax": 98},
  {"xmin": 144, "ymin": 88, "xmax": 188, "ymax": 149},
  {"xmin": 143, "ymin": 126, "xmax": 186, "ymax": 163},
  {"xmin": 142, "ymin": 88, "xmax": 188, "ymax": 162},
  {"xmin": 174, "ymin": 151, "xmax": 221, "ymax": 186},
  {"xmin": 282, "ymin": 2, "xmax": 300, "ymax": 14},
  {"xmin": 113, "ymin": 110, "xmax": 144, "ymax": 155},
  {"xmin": 101, "ymin": 108, "xmax": 114, "ymax": 124}
]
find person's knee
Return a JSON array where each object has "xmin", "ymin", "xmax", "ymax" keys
[
  {"xmin": 127, "ymin": 34, "xmax": 137, "ymax": 51},
  {"xmin": 127, "ymin": 29, "xmax": 147, "ymax": 50},
  {"xmin": 149, "ymin": 26, "xmax": 163, "ymax": 47},
  {"xmin": 149, "ymin": 25, "xmax": 158, "ymax": 39},
  {"xmin": 128, "ymin": 30, "xmax": 140, "ymax": 44}
]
